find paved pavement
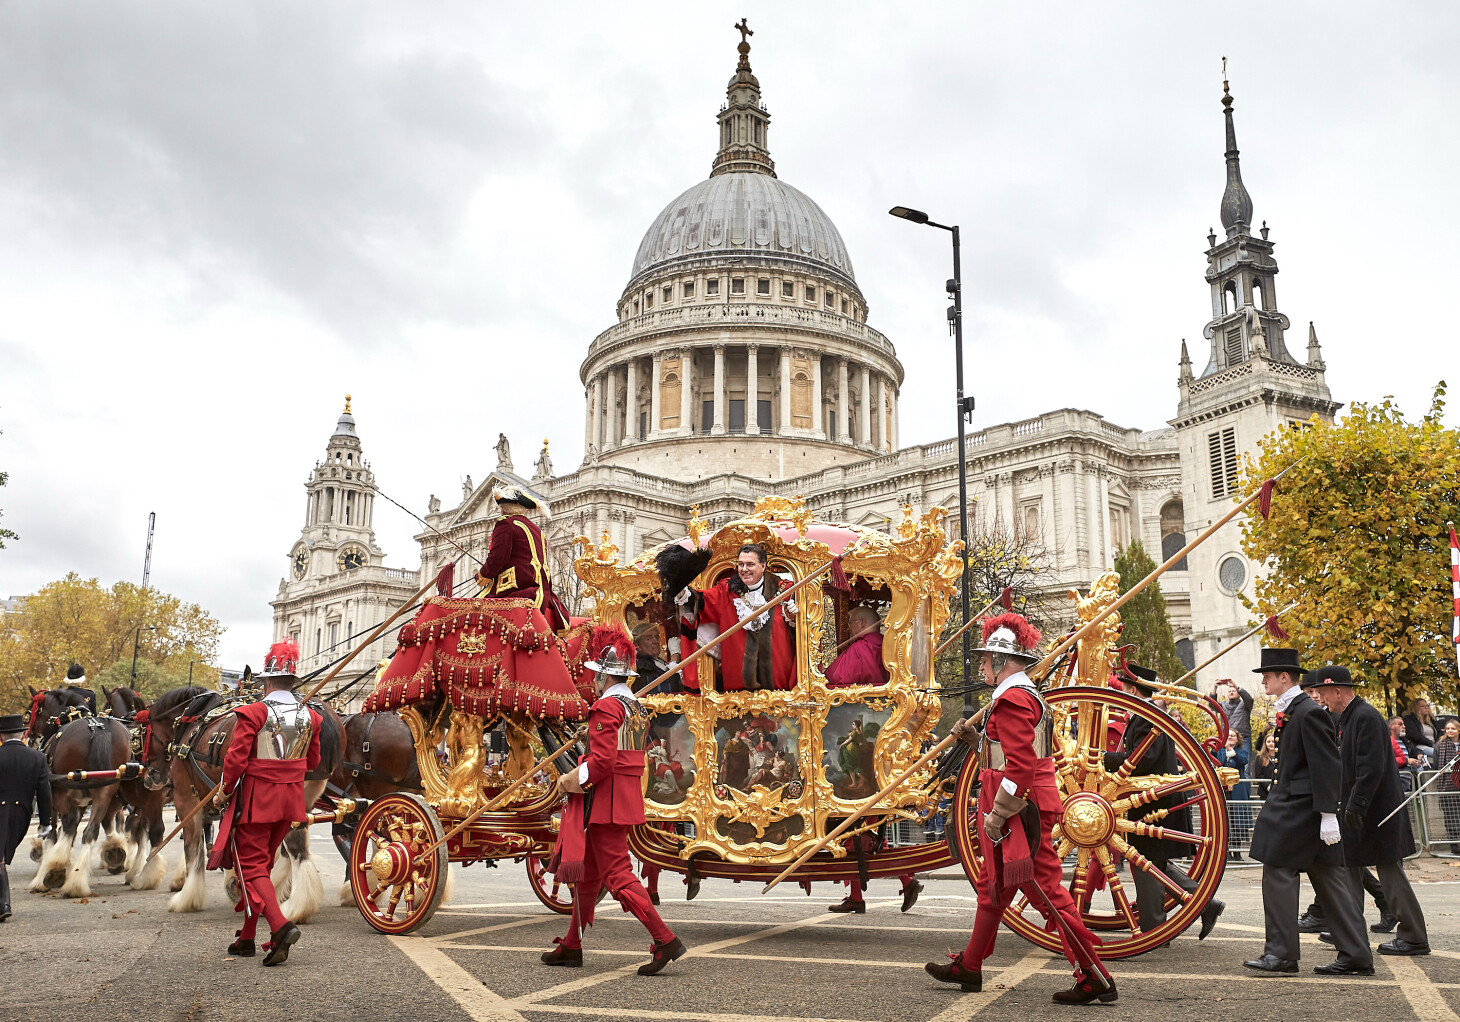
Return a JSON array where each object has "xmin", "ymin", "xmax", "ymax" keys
[{"xmin": 4, "ymin": 832, "xmax": 1460, "ymax": 1022}]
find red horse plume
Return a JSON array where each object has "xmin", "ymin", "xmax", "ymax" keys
[
  {"xmin": 981, "ymin": 612, "xmax": 1042, "ymax": 650},
  {"xmin": 588, "ymin": 623, "xmax": 634, "ymax": 665}
]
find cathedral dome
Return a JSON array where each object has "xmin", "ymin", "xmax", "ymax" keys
[{"xmin": 628, "ymin": 172, "xmax": 857, "ymax": 293}]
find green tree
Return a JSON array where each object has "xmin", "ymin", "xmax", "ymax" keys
[
  {"xmin": 1241, "ymin": 383, "xmax": 1459, "ymax": 715},
  {"xmin": 1113, "ymin": 540, "xmax": 1187, "ymax": 685},
  {"xmin": 0, "ymin": 573, "xmax": 225, "ymax": 709}
]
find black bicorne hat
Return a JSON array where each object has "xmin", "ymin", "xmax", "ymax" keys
[
  {"xmin": 1253, "ymin": 648, "xmax": 1305, "ymax": 675},
  {"xmin": 1301, "ymin": 665, "xmax": 1355, "ymax": 688}
]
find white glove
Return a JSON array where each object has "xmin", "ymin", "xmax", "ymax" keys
[{"xmin": 1320, "ymin": 812, "xmax": 1341, "ymax": 845}]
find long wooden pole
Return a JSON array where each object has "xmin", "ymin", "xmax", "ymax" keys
[
  {"xmin": 145, "ymin": 566, "xmax": 452, "ymax": 866},
  {"xmin": 633, "ymin": 559, "xmax": 835, "ymax": 700},
  {"xmin": 762, "ymin": 465, "xmax": 1298, "ymax": 894},
  {"xmin": 414, "ymin": 725, "xmax": 590, "ymax": 863},
  {"xmin": 1169, "ymin": 601, "xmax": 1298, "ymax": 688},
  {"xmin": 932, "ymin": 590, "xmax": 1010, "ymax": 660}
]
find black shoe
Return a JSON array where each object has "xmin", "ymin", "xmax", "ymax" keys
[
  {"xmin": 649, "ymin": 892, "xmax": 660, "ymax": 906},
  {"xmin": 1371, "ymin": 913, "xmax": 1398, "ymax": 933},
  {"xmin": 1243, "ymin": 954, "xmax": 1298, "ymax": 974},
  {"xmin": 925, "ymin": 955, "xmax": 982, "ymax": 992},
  {"xmin": 685, "ymin": 876, "xmax": 700, "ymax": 901},
  {"xmin": 901, "ymin": 880, "xmax": 924, "ymax": 913},
  {"xmin": 828, "ymin": 898, "xmax": 866, "ymax": 914},
  {"xmin": 1313, "ymin": 960, "xmax": 1375, "ymax": 976},
  {"xmin": 1297, "ymin": 912, "xmax": 1327, "ymax": 933},
  {"xmin": 1052, "ymin": 969, "xmax": 1117, "ymax": 1004},
  {"xmin": 1199, "ymin": 899, "xmax": 1225, "ymax": 940},
  {"xmin": 1318, "ymin": 932, "xmax": 1334, "ymax": 946},
  {"xmin": 1378, "ymin": 938, "xmax": 1430, "ymax": 956},
  {"xmin": 261, "ymin": 921, "xmax": 300, "ymax": 967},
  {"xmin": 227, "ymin": 934, "xmax": 256, "ymax": 957},
  {"xmin": 540, "ymin": 941, "xmax": 583, "ymax": 967},
  {"xmin": 638, "ymin": 936, "xmax": 686, "ymax": 975}
]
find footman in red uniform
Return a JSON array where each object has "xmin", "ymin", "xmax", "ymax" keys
[
  {"xmin": 925, "ymin": 613, "xmax": 1116, "ymax": 1005},
  {"xmin": 208, "ymin": 639, "xmax": 321, "ymax": 966},
  {"xmin": 542, "ymin": 625, "xmax": 686, "ymax": 975}
]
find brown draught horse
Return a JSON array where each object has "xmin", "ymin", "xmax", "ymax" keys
[
  {"xmin": 29, "ymin": 713, "xmax": 132, "ymax": 897},
  {"xmin": 151, "ymin": 689, "xmax": 342, "ymax": 919}
]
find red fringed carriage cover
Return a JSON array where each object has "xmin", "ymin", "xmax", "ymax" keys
[{"xmin": 362, "ymin": 596, "xmax": 590, "ymax": 720}]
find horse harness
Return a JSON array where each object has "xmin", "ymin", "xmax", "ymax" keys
[
  {"xmin": 331, "ymin": 711, "xmax": 420, "ymax": 798},
  {"xmin": 171, "ymin": 698, "xmax": 245, "ymax": 802}
]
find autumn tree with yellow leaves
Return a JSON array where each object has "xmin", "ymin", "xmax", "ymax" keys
[
  {"xmin": 1241, "ymin": 383, "xmax": 1459, "ymax": 715},
  {"xmin": 0, "ymin": 573, "xmax": 224, "ymax": 710}
]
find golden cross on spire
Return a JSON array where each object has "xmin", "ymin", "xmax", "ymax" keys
[
  {"xmin": 344, "ymin": 393, "xmax": 352, "ymax": 413},
  {"xmin": 735, "ymin": 18, "xmax": 752, "ymax": 44}
]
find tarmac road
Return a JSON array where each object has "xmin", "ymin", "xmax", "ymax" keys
[{"xmin": 4, "ymin": 831, "xmax": 1460, "ymax": 1022}]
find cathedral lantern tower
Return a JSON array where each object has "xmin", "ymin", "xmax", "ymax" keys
[
  {"xmin": 289, "ymin": 395, "xmax": 383, "ymax": 583},
  {"xmin": 1171, "ymin": 72, "xmax": 1341, "ymax": 687}
]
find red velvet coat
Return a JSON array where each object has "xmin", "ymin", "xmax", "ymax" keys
[
  {"xmin": 581, "ymin": 693, "xmax": 646, "ymax": 827},
  {"xmin": 475, "ymin": 513, "xmax": 567, "ymax": 631},
  {"xmin": 207, "ymin": 700, "xmax": 322, "ymax": 870},
  {"xmin": 982, "ymin": 683, "xmax": 1061, "ymax": 814},
  {"xmin": 699, "ymin": 577, "xmax": 795, "ymax": 690},
  {"xmin": 824, "ymin": 632, "xmax": 888, "ymax": 687}
]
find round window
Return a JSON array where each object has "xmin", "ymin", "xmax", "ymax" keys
[{"xmin": 1218, "ymin": 556, "xmax": 1247, "ymax": 592}]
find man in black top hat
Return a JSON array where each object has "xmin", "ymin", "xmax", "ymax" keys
[
  {"xmin": 1243, "ymin": 648, "xmax": 1372, "ymax": 976},
  {"xmin": 1105, "ymin": 664, "xmax": 1224, "ymax": 940},
  {"xmin": 0, "ymin": 713, "xmax": 53, "ymax": 921},
  {"xmin": 1304, "ymin": 666, "xmax": 1428, "ymax": 956}
]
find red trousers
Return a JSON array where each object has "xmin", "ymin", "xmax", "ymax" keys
[
  {"xmin": 842, "ymin": 874, "xmax": 916, "ymax": 901},
  {"xmin": 963, "ymin": 806, "xmax": 1103, "ymax": 976},
  {"xmin": 561, "ymin": 824, "xmax": 674, "ymax": 950},
  {"xmin": 230, "ymin": 819, "xmax": 290, "ymax": 938}
]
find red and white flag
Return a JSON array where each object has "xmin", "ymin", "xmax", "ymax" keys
[{"xmin": 1451, "ymin": 522, "xmax": 1460, "ymax": 676}]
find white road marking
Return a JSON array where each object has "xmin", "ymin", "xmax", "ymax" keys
[
  {"xmin": 429, "ymin": 916, "xmax": 546, "ymax": 944},
  {"xmin": 927, "ymin": 951, "xmax": 1050, "ymax": 1021},
  {"xmin": 1383, "ymin": 953, "xmax": 1460, "ymax": 1022},
  {"xmin": 387, "ymin": 934, "xmax": 527, "ymax": 1022}
]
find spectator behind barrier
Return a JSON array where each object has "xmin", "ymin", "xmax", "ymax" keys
[
  {"xmin": 1389, "ymin": 717, "xmax": 1416, "ymax": 792},
  {"xmin": 1250, "ymin": 729, "xmax": 1277, "ymax": 800},
  {"xmin": 1403, "ymin": 698, "xmax": 1440, "ymax": 760},
  {"xmin": 1433, "ymin": 720, "xmax": 1460, "ymax": 856},
  {"xmin": 1217, "ymin": 730, "xmax": 1252, "ymax": 861},
  {"xmin": 1215, "ymin": 679, "xmax": 1255, "ymax": 756}
]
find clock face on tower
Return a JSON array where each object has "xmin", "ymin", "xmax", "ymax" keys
[
  {"xmin": 337, "ymin": 546, "xmax": 367, "ymax": 572},
  {"xmin": 292, "ymin": 550, "xmax": 307, "ymax": 580}
]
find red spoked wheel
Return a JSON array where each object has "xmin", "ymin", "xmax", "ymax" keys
[
  {"xmin": 955, "ymin": 686, "xmax": 1229, "ymax": 958},
  {"xmin": 350, "ymin": 792, "xmax": 449, "ymax": 935},
  {"xmin": 526, "ymin": 854, "xmax": 573, "ymax": 914}
]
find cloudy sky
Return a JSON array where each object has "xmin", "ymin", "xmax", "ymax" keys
[{"xmin": 2, "ymin": 2, "xmax": 1455, "ymax": 669}]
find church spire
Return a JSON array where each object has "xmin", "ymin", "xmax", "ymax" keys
[
  {"xmin": 710, "ymin": 19, "xmax": 776, "ymax": 178},
  {"xmin": 1219, "ymin": 60, "xmax": 1254, "ymax": 238}
]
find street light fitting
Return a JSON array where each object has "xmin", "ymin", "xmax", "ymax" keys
[{"xmin": 888, "ymin": 206, "xmax": 929, "ymax": 224}]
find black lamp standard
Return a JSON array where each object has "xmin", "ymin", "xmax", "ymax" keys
[
  {"xmin": 130, "ymin": 624, "xmax": 157, "ymax": 683},
  {"xmin": 889, "ymin": 205, "xmax": 975, "ymax": 708}
]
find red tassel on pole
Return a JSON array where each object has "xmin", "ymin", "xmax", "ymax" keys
[
  {"xmin": 435, "ymin": 560, "xmax": 456, "ymax": 596},
  {"xmin": 830, "ymin": 554, "xmax": 851, "ymax": 592},
  {"xmin": 1265, "ymin": 615, "xmax": 1290, "ymax": 640},
  {"xmin": 1000, "ymin": 586, "xmax": 1013, "ymax": 610},
  {"xmin": 1258, "ymin": 478, "xmax": 1275, "ymax": 520}
]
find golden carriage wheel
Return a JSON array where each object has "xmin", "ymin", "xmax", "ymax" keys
[
  {"xmin": 953, "ymin": 686, "xmax": 1229, "ymax": 958},
  {"xmin": 349, "ymin": 792, "xmax": 449, "ymax": 935},
  {"xmin": 525, "ymin": 854, "xmax": 573, "ymax": 914}
]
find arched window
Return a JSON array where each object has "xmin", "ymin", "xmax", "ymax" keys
[
  {"xmin": 1175, "ymin": 638, "xmax": 1195, "ymax": 671},
  {"xmin": 1160, "ymin": 499, "xmax": 1187, "ymax": 570},
  {"xmin": 1251, "ymin": 279, "xmax": 1265, "ymax": 311},
  {"xmin": 1222, "ymin": 281, "xmax": 1237, "ymax": 316}
]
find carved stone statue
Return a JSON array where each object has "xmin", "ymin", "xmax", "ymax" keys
[
  {"xmin": 532, "ymin": 438, "xmax": 554, "ymax": 482},
  {"xmin": 1243, "ymin": 302, "xmax": 1267, "ymax": 355},
  {"xmin": 495, "ymin": 433, "xmax": 513, "ymax": 471},
  {"xmin": 462, "ymin": 475, "xmax": 473, "ymax": 500},
  {"xmin": 428, "ymin": 494, "xmax": 441, "ymax": 514}
]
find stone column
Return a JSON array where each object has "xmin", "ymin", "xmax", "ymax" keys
[
  {"xmin": 1084, "ymin": 465, "xmax": 1102, "ymax": 575},
  {"xmin": 649, "ymin": 352, "xmax": 662, "ymax": 439},
  {"xmin": 779, "ymin": 348, "xmax": 791, "ymax": 435},
  {"xmin": 603, "ymin": 367, "xmax": 618, "ymax": 451},
  {"xmin": 583, "ymin": 383, "xmax": 593, "ymax": 453},
  {"xmin": 624, "ymin": 358, "xmax": 638, "ymax": 444},
  {"xmin": 871, "ymin": 374, "xmax": 883, "ymax": 450},
  {"xmin": 712, "ymin": 343, "xmax": 726, "ymax": 435},
  {"xmin": 1099, "ymin": 471, "xmax": 1113, "ymax": 568},
  {"xmin": 680, "ymin": 350, "xmax": 694, "ymax": 434},
  {"xmin": 889, "ymin": 384, "xmax": 899, "ymax": 450},
  {"xmin": 590, "ymin": 374, "xmax": 603, "ymax": 453},
  {"xmin": 811, "ymin": 356, "xmax": 824, "ymax": 438},
  {"xmin": 837, "ymin": 358, "xmax": 849, "ymax": 443},
  {"xmin": 746, "ymin": 344, "xmax": 760, "ymax": 434},
  {"xmin": 858, "ymin": 364, "xmax": 872, "ymax": 448}
]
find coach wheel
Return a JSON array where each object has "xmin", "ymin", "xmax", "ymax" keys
[
  {"xmin": 526, "ymin": 854, "xmax": 573, "ymax": 914},
  {"xmin": 954, "ymin": 686, "xmax": 1229, "ymax": 959},
  {"xmin": 350, "ymin": 792, "xmax": 449, "ymax": 935}
]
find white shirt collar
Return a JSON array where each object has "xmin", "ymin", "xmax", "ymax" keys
[
  {"xmin": 1273, "ymin": 684, "xmax": 1303, "ymax": 713},
  {"xmin": 600, "ymin": 681, "xmax": 636, "ymax": 702},
  {"xmin": 991, "ymin": 669, "xmax": 1037, "ymax": 702},
  {"xmin": 264, "ymin": 689, "xmax": 299, "ymax": 705}
]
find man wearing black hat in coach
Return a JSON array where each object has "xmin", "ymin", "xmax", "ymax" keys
[
  {"xmin": 1243, "ymin": 648, "xmax": 1372, "ymax": 976},
  {"xmin": 0, "ymin": 713, "xmax": 53, "ymax": 921},
  {"xmin": 1304, "ymin": 666, "xmax": 1429, "ymax": 956},
  {"xmin": 1105, "ymin": 663, "xmax": 1224, "ymax": 940}
]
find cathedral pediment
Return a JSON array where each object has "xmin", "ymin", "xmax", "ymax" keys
[{"xmin": 447, "ymin": 470, "xmax": 550, "ymax": 529}]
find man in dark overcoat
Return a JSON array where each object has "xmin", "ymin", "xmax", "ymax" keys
[
  {"xmin": 0, "ymin": 713, "xmax": 52, "ymax": 921},
  {"xmin": 1103, "ymin": 664, "xmax": 1224, "ymax": 939},
  {"xmin": 1244, "ymin": 649, "xmax": 1372, "ymax": 976},
  {"xmin": 1304, "ymin": 666, "xmax": 1428, "ymax": 955}
]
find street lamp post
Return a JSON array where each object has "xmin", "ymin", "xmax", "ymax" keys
[
  {"xmin": 131, "ymin": 625, "xmax": 157, "ymax": 683},
  {"xmin": 889, "ymin": 205, "xmax": 975, "ymax": 709}
]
